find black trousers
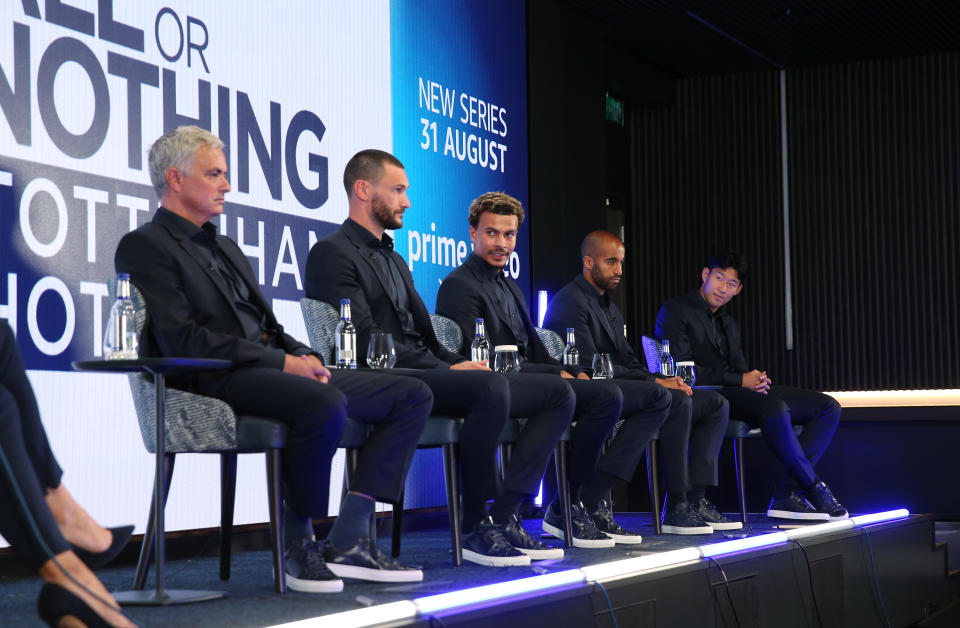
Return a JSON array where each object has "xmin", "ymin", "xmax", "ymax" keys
[
  {"xmin": 0, "ymin": 321, "xmax": 69, "ymax": 569},
  {"xmin": 202, "ymin": 368, "xmax": 432, "ymax": 517},
  {"xmin": 396, "ymin": 369, "xmax": 573, "ymax": 507},
  {"xmin": 665, "ymin": 388, "xmax": 729, "ymax": 491},
  {"xmin": 719, "ymin": 385, "xmax": 841, "ymax": 488}
]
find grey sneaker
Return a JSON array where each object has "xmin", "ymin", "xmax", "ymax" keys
[
  {"xmin": 462, "ymin": 518, "xmax": 531, "ymax": 567},
  {"xmin": 284, "ymin": 539, "xmax": 344, "ymax": 593},
  {"xmin": 661, "ymin": 501, "xmax": 714, "ymax": 535},
  {"xmin": 805, "ymin": 481, "xmax": 849, "ymax": 521},
  {"xmin": 542, "ymin": 500, "xmax": 615, "ymax": 548},
  {"xmin": 694, "ymin": 497, "xmax": 743, "ymax": 530},
  {"xmin": 767, "ymin": 490, "xmax": 830, "ymax": 521},
  {"xmin": 588, "ymin": 500, "xmax": 643, "ymax": 544},
  {"xmin": 501, "ymin": 515, "xmax": 564, "ymax": 559}
]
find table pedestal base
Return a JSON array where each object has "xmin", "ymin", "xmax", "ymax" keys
[{"xmin": 114, "ymin": 589, "xmax": 227, "ymax": 606}]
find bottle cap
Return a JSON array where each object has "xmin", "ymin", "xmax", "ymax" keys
[
  {"xmin": 118, "ymin": 272, "xmax": 130, "ymax": 280},
  {"xmin": 340, "ymin": 298, "xmax": 350, "ymax": 304},
  {"xmin": 475, "ymin": 317, "xmax": 484, "ymax": 323}
]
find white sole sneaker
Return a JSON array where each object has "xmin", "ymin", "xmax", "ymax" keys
[
  {"xmin": 542, "ymin": 520, "xmax": 616, "ymax": 548},
  {"xmin": 705, "ymin": 520, "xmax": 744, "ymax": 531},
  {"xmin": 462, "ymin": 549, "xmax": 531, "ymax": 567},
  {"xmin": 766, "ymin": 508, "xmax": 830, "ymax": 521},
  {"xmin": 604, "ymin": 532, "xmax": 643, "ymax": 544},
  {"xmin": 326, "ymin": 562, "xmax": 423, "ymax": 583},
  {"xmin": 661, "ymin": 524, "xmax": 714, "ymax": 535},
  {"xmin": 517, "ymin": 546, "xmax": 565, "ymax": 560},
  {"xmin": 285, "ymin": 572, "xmax": 344, "ymax": 593}
]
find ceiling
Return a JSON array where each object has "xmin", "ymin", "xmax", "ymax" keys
[{"xmin": 563, "ymin": 0, "xmax": 960, "ymax": 76}]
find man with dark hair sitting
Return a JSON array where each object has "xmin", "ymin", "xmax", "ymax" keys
[
  {"xmin": 656, "ymin": 250, "xmax": 847, "ymax": 521},
  {"xmin": 545, "ymin": 231, "xmax": 735, "ymax": 532}
]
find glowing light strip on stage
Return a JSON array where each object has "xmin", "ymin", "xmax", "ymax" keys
[
  {"xmin": 825, "ymin": 389, "xmax": 960, "ymax": 407},
  {"xmin": 266, "ymin": 508, "xmax": 910, "ymax": 627}
]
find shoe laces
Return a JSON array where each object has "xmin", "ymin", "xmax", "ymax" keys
[
  {"xmin": 571, "ymin": 502, "xmax": 605, "ymax": 535},
  {"xmin": 478, "ymin": 521, "xmax": 516, "ymax": 553},
  {"xmin": 293, "ymin": 540, "xmax": 330, "ymax": 577}
]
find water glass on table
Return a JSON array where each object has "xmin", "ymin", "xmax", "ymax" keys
[
  {"xmin": 493, "ymin": 345, "xmax": 521, "ymax": 374},
  {"xmin": 676, "ymin": 361, "xmax": 696, "ymax": 387},
  {"xmin": 366, "ymin": 332, "xmax": 397, "ymax": 369},
  {"xmin": 592, "ymin": 353, "xmax": 614, "ymax": 379}
]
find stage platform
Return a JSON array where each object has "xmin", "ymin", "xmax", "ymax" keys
[{"xmin": 1, "ymin": 511, "xmax": 956, "ymax": 627}]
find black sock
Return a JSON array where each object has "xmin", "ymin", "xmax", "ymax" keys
[
  {"xmin": 568, "ymin": 481, "xmax": 583, "ymax": 505},
  {"xmin": 489, "ymin": 490, "xmax": 525, "ymax": 524},
  {"xmin": 283, "ymin": 502, "xmax": 315, "ymax": 548},
  {"xmin": 462, "ymin": 501, "xmax": 489, "ymax": 532},
  {"xmin": 687, "ymin": 485, "xmax": 706, "ymax": 504},
  {"xmin": 327, "ymin": 493, "xmax": 375, "ymax": 552},
  {"xmin": 581, "ymin": 471, "xmax": 618, "ymax": 511},
  {"xmin": 665, "ymin": 491, "xmax": 687, "ymax": 510}
]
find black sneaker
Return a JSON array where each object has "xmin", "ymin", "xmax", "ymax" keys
[
  {"xmin": 805, "ymin": 481, "xmax": 849, "ymax": 520},
  {"xmin": 324, "ymin": 537, "xmax": 423, "ymax": 582},
  {"xmin": 500, "ymin": 515, "xmax": 564, "ymax": 559},
  {"xmin": 766, "ymin": 490, "xmax": 830, "ymax": 521},
  {"xmin": 284, "ymin": 539, "xmax": 344, "ymax": 593},
  {"xmin": 542, "ymin": 501, "xmax": 615, "ymax": 548},
  {"xmin": 661, "ymin": 501, "xmax": 714, "ymax": 535},
  {"xmin": 588, "ymin": 500, "xmax": 643, "ymax": 544},
  {"xmin": 694, "ymin": 497, "xmax": 743, "ymax": 530},
  {"xmin": 462, "ymin": 518, "xmax": 531, "ymax": 567}
]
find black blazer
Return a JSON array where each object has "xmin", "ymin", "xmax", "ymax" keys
[
  {"xmin": 436, "ymin": 255, "xmax": 563, "ymax": 375},
  {"xmin": 304, "ymin": 221, "xmax": 462, "ymax": 369},
  {"xmin": 654, "ymin": 289, "xmax": 749, "ymax": 387},
  {"xmin": 114, "ymin": 209, "xmax": 311, "ymax": 390},
  {"xmin": 542, "ymin": 274, "xmax": 655, "ymax": 381}
]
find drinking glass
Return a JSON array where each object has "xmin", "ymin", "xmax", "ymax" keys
[
  {"xmin": 366, "ymin": 332, "xmax": 397, "ymax": 369},
  {"xmin": 493, "ymin": 345, "xmax": 521, "ymax": 374},
  {"xmin": 676, "ymin": 361, "xmax": 696, "ymax": 387},
  {"xmin": 592, "ymin": 353, "xmax": 614, "ymax": 379}
]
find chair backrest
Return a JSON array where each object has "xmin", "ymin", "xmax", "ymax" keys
[
  {"xmin": 430, "ymin": 314, "xmax": 463, "ymax": 354},
  {"xmin": 535, "ymin": 327, "xmax": 564, "ymax": 362},
  {"xmin": 299, "ymin": 298, "xmax": 339, "ymax": 364},
  {"xmin": 108, "ymin": 277, "xmax": 240, "ymax": 453},
  {"xmin": 640, "ymin": 335, "xmax": 662, "ymax": 374}
]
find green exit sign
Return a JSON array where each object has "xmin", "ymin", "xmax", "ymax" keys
[{"xmin": 605, "ymin": 92, "xmax": 624, "ymax": 126}]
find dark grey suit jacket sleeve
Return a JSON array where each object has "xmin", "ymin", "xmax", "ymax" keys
[
  {"xmin": 114, "ymin": 220, "xmax": 292, "ymax": 369},
  {"xmin": 305, "ymin": 231, "xmax": 461, "ymax": 369},
  {"xmin": 543, "ymin": 279, "xmax": 655, "ymax": 381}
]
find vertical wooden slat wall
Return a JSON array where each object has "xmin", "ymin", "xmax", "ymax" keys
[{"xmin": 629, "ymin": 52, "xmax": 960, "ymax": 391}]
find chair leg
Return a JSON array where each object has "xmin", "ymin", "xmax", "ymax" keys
[
  {"xmin": 133, "ymin": 453, "xmax": 176, "ymax": 590},
  {"xmin": 646, "ymin": 440, "xmax": 662, "ymax": 535},
  {"xmin": 734, "ymin": 436, "xmax": 748, "ymax": 524},
  {"xmin": 499, "ymin": 443, "xmax": 514, "ymax": 482},
  {"xmin": 266, "ymin": 449, "xmax": 286, "ymax": 594},
  {"xmin": 442, "ymin": 443, "xmax": 463, "ymax": 566},
  {"xmin": 342, "ymin": 447, "xmax": 360, "ymax": 499},
  {"xmin": 554, "ymin": 442, "xmax": 574, "ymax": 549},
  {"xmin": 219, "ymin": 452, "xmax": 238, "ymax": 581},
  {"xmin": 391, "ymin": 491, "xmax": 405, "ymax": 558}
]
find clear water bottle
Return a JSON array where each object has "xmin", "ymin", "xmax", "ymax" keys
[
  {"xmin": 103, "ymin": 273, "xmax": 139, "ymax": 360},
  {"xmin": 470, "ymin": 318, "xmax": 490, "ymax": 362},
  {"xmin": 335, "ymin": 298, "xmax": 357, "ymax": 369},
  {"xmin": 660, "ymin": 339, "xmax": 676, "ymax": 377},
  {"xmin": 562, "ymin": 328, "xmax": 579, "ymax": 366}
]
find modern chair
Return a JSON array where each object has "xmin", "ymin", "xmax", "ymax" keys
[
  {"xmin": 300, "ymin": 299, "xmax": 465, "ymax": 565},
  {"xmin": 112, "ymin": 280, "xmax": 289, "ymax": 594},
  {"xmin": 535, "ymin": 327, "xmax": 664, "ymax": 535},
  {"xmin": 640, "ymin": 335, "xmax": 801, "ymax": 523}
]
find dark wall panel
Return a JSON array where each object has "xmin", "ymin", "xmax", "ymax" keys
[{"xmin": 629, "ymin": 52, "xmax": 960, "ymax": 390}]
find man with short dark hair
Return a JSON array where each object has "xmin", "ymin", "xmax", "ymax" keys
[
  {"xmin": 439, "ymin": 194, "xmax": 714, "ymax": 540},
  {"xmin": 655, "ymin": 250, "xmax": 847, "ymax": 521},
  {"xmin": 116, "ymin": 127, "xmax": 433, "ymax": 592},
  {"xmin": 306, "ymin": 150, "xmax": 576, "ymax": 566},
  {"xmin": 544, "ymin": 231, "xmax": 736, "ymax": 532}
]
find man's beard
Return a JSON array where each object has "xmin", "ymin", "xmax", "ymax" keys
[
  {"xmin": 372, "ymin": 194, "xmax": 402, "ymax": 229},
  {"xmin": 592, "ymin": 265, "xmax": 619, "ymax": 292}
]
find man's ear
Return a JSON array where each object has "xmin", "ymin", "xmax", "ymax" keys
[
  {"xmin": 701, "ymin": 267, "xmax": 710, "ymax": 284},
  {"xmin": 583, "ymin": 255, "xmax": 594, "ymax": 270},
  {"xmin": 165, "ymin": 167, "xmax": 180, "ymax": 192},
  {"xmin": 353, "ymin": 179, "xmax": 370, "ymax": 201}
]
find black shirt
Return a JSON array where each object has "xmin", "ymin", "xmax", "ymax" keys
[{"xmin": 464, "ymin": 253, "xmax": 529, "ymax": 354}]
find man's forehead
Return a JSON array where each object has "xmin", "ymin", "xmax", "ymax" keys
[
  {"xmin": 711, "ymin": 266, "xmax": 740, "ymax": 281},
  {"xmin": 478, "ymin": 212, "xmax": 518, "ymax": 230}
]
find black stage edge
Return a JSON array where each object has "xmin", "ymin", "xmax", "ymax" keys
[{"xmin": 403, "ymin": 515, "xmax": 957, "ymax": 628}]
